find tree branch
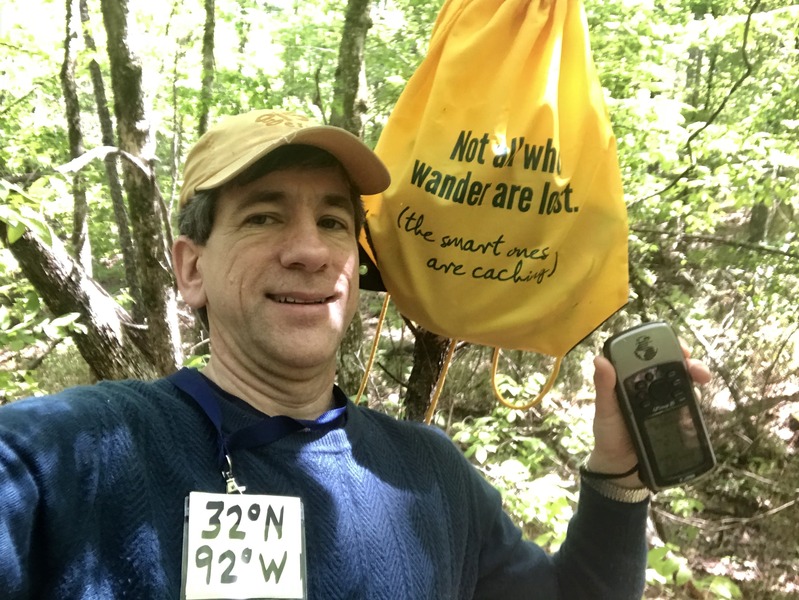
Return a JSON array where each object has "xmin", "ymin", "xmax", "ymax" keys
[
  {"xmin": 25, "ymin": 338, "xmax": 64, "ymax": 372},
  {"xmin": 633, "ymin": 0, "xmax": 762, "ymax": 205},
  {"xmin": 55, "ymin": 145, "xmax": 151, "ymax": 178},
  {"xmin": 376, "ymin": 361, "xmax": 407, "ymax": 389},
  {"xmin": 0, "ymin": 220, "xmax": 158, "ymax": 381},
  {"xmin": 758, "ymin": 321, "xmax": 799, "ymax": 403},
  {"xmin": 631, "ymin": 227, "xmax": 799, "ymax": 261},
  {"xmin": 0, "ymin": 89, "xmax": 37, "ymax": 117}
]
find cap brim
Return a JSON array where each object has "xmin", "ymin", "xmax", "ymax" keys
[{"xmin": 196, "ymin": 125, "xmax": 390, "ymax": 197}]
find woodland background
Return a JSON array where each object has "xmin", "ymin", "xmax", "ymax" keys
[{"xmin": 1, "ymin": 0, "xmax": 798, "ymax": 597}]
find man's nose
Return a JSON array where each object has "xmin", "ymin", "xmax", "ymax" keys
[{"xmin": 279, "ymin": 220, "xmax": 330, "ymax": 272}]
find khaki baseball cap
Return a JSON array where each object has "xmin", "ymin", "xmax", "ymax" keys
[{"xmin": 179, "ymin": 109, "xmax": 390, "ymax": 207}]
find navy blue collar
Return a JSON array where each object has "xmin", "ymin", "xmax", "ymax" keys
[{"xmin": 168, "ymin": 367, "xmax": 348, "ymax": 472}]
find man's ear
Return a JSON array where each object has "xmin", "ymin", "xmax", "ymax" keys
[{"xmin": 172, "ymin": 235, "xmax": 207, "ymax": 309}]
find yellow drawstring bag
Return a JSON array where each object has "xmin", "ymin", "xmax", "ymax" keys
[{"xmin": 360, "ymin": 0, "xmax": 628, "ymax": 411}]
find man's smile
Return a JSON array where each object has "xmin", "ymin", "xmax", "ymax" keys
[{"xmin": 269, "ymin": 294, "xmax": 334, "ymax": 305}]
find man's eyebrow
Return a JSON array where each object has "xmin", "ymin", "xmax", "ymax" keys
[
  {"xmin": 322, "ymin": 193, "xmax": 355, "ymax": 212},
  {"xmin": 231, "ymin": 190, "xmax": 354, "ymax": 215},
  {"xmin": 234, "ymin": 190, "xmax": 285, "ymax": 210}
]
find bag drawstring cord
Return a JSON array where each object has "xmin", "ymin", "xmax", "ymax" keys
[
  {"xmin": 491, "ymin": 348, "xmax": 563, "ymax": 411},
  {"xmin": 423, "ymin": 338, "xmax": 458, "ymax": 424},
  {"xmin": 355, "ymin": 295, "xmax": 562, "ymax": 421},
  {"xmin": 355, "ymin": 293, "xmax": 391, "ymax": 405}
]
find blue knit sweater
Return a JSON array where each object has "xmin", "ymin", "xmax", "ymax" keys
[{"xmin": 0, "ymin": 374, "xmax": 648, "ymax": 599}]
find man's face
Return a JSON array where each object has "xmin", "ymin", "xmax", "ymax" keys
[{"xmin": 191, "ymin": 166, "xmax": 360, "ymax": 373}]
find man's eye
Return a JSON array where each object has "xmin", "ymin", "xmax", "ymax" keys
[
  {"xmin": 244, "ymin": 214, "xmax": 272, "ymax": 225},
  {"xmin": 319, "ymin": 217, "xmax": 349, "ymax": 230}
]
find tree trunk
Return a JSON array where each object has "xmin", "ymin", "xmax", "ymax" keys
[
  {"xmin": 685, "ymin": 5, "xmax": 708, "ymax": 112},
  {"xmin": 330, "ymin": 0, "xmax": 374, "ymax": 396},
  {"xmin": 80, "ymin": 0, "xmax": 143, "ymax": 320},
  {"xmin": 60, "ymin": 0, "xmax": 92, "ymax": 276},
  {"xmin": 198, "ymin": 0, "xmax": 215, "ymax": 137},
  {"xmin": 748, "ymin": 201, "xmax": 769, "ymax": 243},
  {"xmin": 1, "ymin": 222, "xmax": 158, "ymax": 381},
  {"xmin": 101, "ymin": 0, "xmax": 182, "ymax": 375},
  {"xmin": 404, "ymin": 328, "xmax": 451, "ymax": 422},
  {"xmin": 329, "ymin": 0, "xmax": 372, "ymax": 135},
  {"xmin": 703, "ymin": 47, "xmax": 718, "ymax": 117}
]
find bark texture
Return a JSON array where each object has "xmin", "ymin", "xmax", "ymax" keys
[
  {"xmin": 60, "ymin": 0, "xmax": 92, "ymax": 276},
  {"xmin": 101, "ymin": 0, "xmax": 182, "ymax": 375},
  {"xmin": 1, "ymin": 222, "xmax": 157, "ymax": 381},
  {"xmin": 80, "ymin": 0, "xmax": 143, "ymax": 318},
  {"xmin": 404, "ymin": 329, "xmax": 451, "ymax": 422},
  {"xmin": 198, "ymin": 0, "xmax": 216, "ymax": 137},
  {"xmin": 329, "ymin": 0, "xmax": 372, "ymax": 135},
  {"xmin": 331, "ymin": 0, "xmax": 374, "ymax": 396}
]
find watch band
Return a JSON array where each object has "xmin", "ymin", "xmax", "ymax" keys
[
  {"xmin": 579, "ymin": 463, "xmax": 639, "ymax": 480},
  {"xmin": 581, "ymin": 474, "xmax": 651, "ymax": 503}
]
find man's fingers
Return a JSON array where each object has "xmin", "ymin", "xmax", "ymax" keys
[
  {"xmin": 592, "ymin": 356, "xmax": 619, "ymax": 419},
  {"xmin": 680, "ymin": 341, "xmax": 713, "ymax": 386},
  {"xmin": 688, "ymin": 359, "xmax": 712, "ymax": 386}
]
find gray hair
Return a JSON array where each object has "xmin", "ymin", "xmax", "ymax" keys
[{"xmin": 177, "ymin": 189, "xmax": 216, "ymax": 244}]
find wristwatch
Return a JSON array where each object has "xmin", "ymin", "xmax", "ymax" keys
[
  {"xmin": 581, "ymin": 476, "xmax": 651, "ymax": 503},
  {"xmin": 580, "ymin": 465, "xmax": 651, "ymax": 503}
]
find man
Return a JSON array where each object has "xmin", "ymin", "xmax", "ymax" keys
[{"xmin": 0, "ymin": 109, "xmax": 711, "ymax": 599}]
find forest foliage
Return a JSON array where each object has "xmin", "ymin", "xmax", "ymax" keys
[{"xmin": 1, "ymin": 0, "xmax": 798, "ymax": 597}]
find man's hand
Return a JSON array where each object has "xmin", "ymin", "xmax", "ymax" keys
[{"xmin": 586, "ymin": 349, "xmax": 712, "ymax": 489}]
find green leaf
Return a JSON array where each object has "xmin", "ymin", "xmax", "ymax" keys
[
  {"xmin": 6, "ymin": 223, "xmax": 26, "ymax": 244},
  {"xmin": 708, "ymin": 576, "xmax": 742, "ymax": 599},
  {"xmin": 647, "ymin": 546, "xmax": 685, "ymax": 578},
  {"xmin": 49, "ymin": 313, "xmax": 80, "ymax": 328},
  {"xmin": 0, "ymin": 203, "xmax": 52, "ymax": 246},
  {"xmin": 183, "ymin": 354, "xmax": 209, "ymax": 369},
  {"xmin": 674, "ymin": 561, "xmax": 693, "ymax": 586}
]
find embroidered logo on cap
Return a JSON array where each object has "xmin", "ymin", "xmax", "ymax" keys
[{"xmin": 255, "ymin": 112, "xmax": 311, "ymax": 128}]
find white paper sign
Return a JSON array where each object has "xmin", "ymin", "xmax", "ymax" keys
[{"xmin": 182, "ymin": 492, "xmax": 306, "ymax": 600}]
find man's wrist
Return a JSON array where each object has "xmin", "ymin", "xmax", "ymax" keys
[
  {"xmin": 580, "ymin": 462, "xmax": 651, "ymax": 503},
  {"xmin": 581, "ymin": 475, "xmax": 651, "ymax": 503},
  {"xmin": 585, "ymin": 452, "xmax": 645, "ymax": 489}
]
